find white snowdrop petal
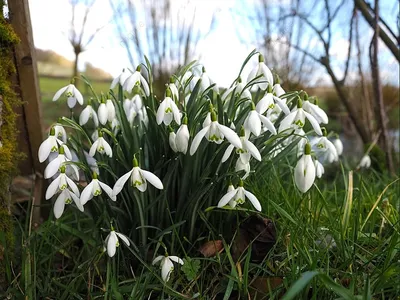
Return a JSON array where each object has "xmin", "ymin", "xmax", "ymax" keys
[
  {"xmin": 112, "ymin": 170, "xmax": 133, "ymax": 196},
  {"xmin": 140, "ymin": 170, "xmax": 163, "ymax": 190}
]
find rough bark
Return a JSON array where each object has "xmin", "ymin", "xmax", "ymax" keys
[{"xmin": 370, "ymin": 0, "xmax": 394, "ymax": 174}]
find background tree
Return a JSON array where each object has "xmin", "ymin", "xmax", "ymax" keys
[
  {"xmin": 68, "ymin": 0, "xmax": 106, "ymax": 86},
  {"xmin": 110, "ymin": 0, "xmax": 215, "ymax": 95}
]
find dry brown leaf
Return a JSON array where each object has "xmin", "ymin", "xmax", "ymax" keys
[{"xmin": 199, "ymin": 240, "xmax": 224, "ymax": 257}]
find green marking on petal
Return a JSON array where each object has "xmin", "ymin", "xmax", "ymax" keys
[
  {"xmin": 294, "ymin": 120, "xmax": 304, "ymax": 127},
  {"xmin": 94, "ymin": 189, "xmax": 102, "ymax": 196},
  {"xmin": 165, "ymin": 107, "xmax": 173, "ymax": 113},
  {"xmin": 51, "ymin": 146, "xmax": 58, "ymax": 152},
  {"xmin": 65, "ymin": 198, "xmax": 72, "ymax": 204},
  {"xmin": 60, "ymin": 184, "xmax": 67, "ymax": 190}
]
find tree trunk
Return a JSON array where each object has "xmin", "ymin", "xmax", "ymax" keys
[
  {"xmin": 370, "ymin": 0, "xmax": 394, "ymax": 174},
  {"xmin": 354, "ymin": 0, "xmax": 399, "ymax": 62},
  {"xmin": 321, "ymin": 58, "xmax": 371, "ymax": 144}
]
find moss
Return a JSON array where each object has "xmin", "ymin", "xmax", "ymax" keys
[{"xmin": 0, "ymin": 1, "xmax": 21, "ymax": 286}]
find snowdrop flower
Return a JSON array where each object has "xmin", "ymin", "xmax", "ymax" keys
[
  {"xmin": 221, "ymin": 77, "xmax": 252, "ymax": 103},
  {"xmin": 195, "ymin": 66, "xmax": 218, "ymax": 93},
  {"xmin": 152, "ymin": 254, "xmax": 184, "ymax": 282},
  {"xmin": 256, "ymin": 85, "xmax": 290, "ymax": 116},
  {"xmin": 217, "ymin": 180, "xmax": 261, "ymax": 211},
  {"xmin": 235, "ymin": 157, "xmax": 251, "ymax": 179},
  {"xmin": 166, "ymin": 77, "xmax": 179, "ymax": 101},
  {"xmin": 105, "ymin": 228, "xmax": 130, "ymax": 257},
  {"xmin": 89, "ymin": 131, "xmax": 112, "ymax": 158},
  {"xmin": 279, "ymin": 99, "xmax": 322, "ymax": 136},
  {"xmin": 45, "ymin": 165, "xmax": 80, "ymax": 200},
  {"xmin": 222, "ymin": 127, "xmax": 261, "ymax": 164},
  {"xmin": 175, "ymin": 119, "xmax": 190, "ymax": 154},
  {"xmin": 38, "ymin": 127, "xmax": 71, "ymax": 163},
  {"xmin": 302, "ymin": 97, "xmax": 328, "ymax": 124},
  {"xmin": 315, "ymin": 160, "xmax": 325, "ymax": 178},
  {"xmin": 295, "ymin": 129, "xmax": 308, "ymax": 157},
  {"xmin": 106, "ymin": 99, "xmax": 116, "ymax": 122},
  {"xmin": 123, "ymin": 65, "xmax": 150, "ymax": 96},
  {"xmin": 110, "ymin": 68, "xmax": 131, "ymax": 89},
  {"xmin": 311, "ymin": 129, "xmax": 338, "ymax": 163},
  {"xmin": 190, "ymin": 111, "xmax": 241, "ymax": 155},
  {"xmin": 52, "ymin": 81, "xmax": 83, "ymax": 108},
  {"xmin": 244, "ymin": 104, "xmax": 277, "ymax": 137},
  {"xmin": 156, "ymin": 89, "xmax": 181, "ymax": 126},
  {"xmin": 98, "ymin": 101, "xmax": 108, "ymax": 125},
  {"xmin": 52, "ymin": 188, "xmax": 84, "ymax": 219},
  {"xmin": 358, "ymin": 155, "xmax": 371, "ymax": 169},
  {"xmin": 80, "ymin": 172, "xmax": 116, "ymax": 205},
  {"xmin": 272, "ymin": 82, "xmax": 285, "ymax": 97},
  {"xmin": 79, "ymin": 103, "xmax": 99, "ymax": 127},
  {"xmin": 169, "ymin": 130, "xmax": 178, "ymax": 152},
  {"xmin": 111, "ymin": 119, "xmax": 120, "ymax": 135},
  {"xmin": 332, "ymin": 137, "xmax": 343, "ymax": 156},
  {"xmin": 112, "ymin": 157, "xmax": 163, "ymax": 194},
  {"xmin": 294, "ymin": 143, "xmax": 316, "ymax": 193},
  {"xmin": 247, "ymin": 54, "xmax": 274, "ymax": 90},
  {"xmin": 54, "ymin": 125, "xmax": 67, "ymax": 143},
  {"xmin": 224, "ymin": 184, "xmax": 236, "ymax": 207},
  {"xmin": 44, "ymin": 146, "xmax": 79, "ymax": 179}
]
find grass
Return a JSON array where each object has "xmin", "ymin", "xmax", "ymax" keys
[
  {"xmin": 4, "ymin": 166, "xmax": 399, "ymax": 299},
  {"xmin": 7, "ymin": 69, "xmax": 399, "ymax": 299}
]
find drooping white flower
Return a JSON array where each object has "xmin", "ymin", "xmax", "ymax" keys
[
  {"xmin": 89, "ymin": 132, "xmax": 112, "ymax": 158},
  {"xmin": 152, "ymin": 255, "xmax": 184, "ymax": 282},
  {"xmin": 79, "ymin": 104, "xmax": 99, "ymax": 127},
  {"xmin": 166, "ymin": 77, "xmax": 179, "ymax": 101},
  {"xmin": 156, "ymin": 89, "xmax": 181, "ymax": 126},
  {"xmin": 332, "ymin": 137, "xmax": 343, "ymax": 156},
  {"xmin": 279, "ymin": 99, "xmax": 322, "ymax": 136},
  {"xmin": 221, "ymin": 77, "xmax": 252, "ymax": 104},
  {"xmin": 169, "ymin": 131, "xmax": 178, "ymax": 152},
  {"xmin": 358, "ymin": 155, "xmax": 371, "ymax": 169},
  {"xmin": 80, "ymin": 172, "xmax": 116, "ymax": 205},
  {"xmin": 105, "ymin": 229, "xmax": 130, "ymax": 257},
  {"xmin": 98, "ymin": 102, "xmax": 108, "ymax": 125},
  {"xmin": 311, "ymin": 131, "xmax": 338, "ymax": 163},
  {"xmin": 38, "ymin": 127, "xmax": 71, "ymax": 163},
  {"xmin": 112, "ymin": 157, "xmax": 164, "ymax": 195},
  {"xmin": 302, "ymin": 98, "xmax": 328, "ymax": 124},
  {"xmin": 315, "ymin": 160, "xmax": 325, "ymax": 178},
  {"xmin": 196, "ymin": 66, "xmax": 218, "ymax": 93},
  {"xmin": 217, "ymin": 180, "xmax": 261, "ymax": 211},
  {"xmin": 244, "ymin": 108, "xmax": 277, "ymax": 137},
  {"xmin": 247, "ymin": 54, "xmax": 274, "ymax": 90},
  {"xmin": 190, "ymin": 112, "xmax": 241, "ymax": 155},
  {"xmin": 256, "ymin": 86, "xmax": 290, "ymax": 116},
  {"xmin": 106, "ymin": 99, "xmax": 116, "ymax": 122},
  {"xmin": 111, "ymin": 118, "xmax": 120, "ymax": 135},
  {"xmin": 52, "ymin": 188, "xmax": 84, "ymax": 219},
  {"xmin": 175, "ymin": 121, "xmax": 190, "ymax": 154},
  {"xmin": 222, "ymin": 128, "xmax": 261, "ymax": 164},
  {"xmin": 294, "ymin": 143, "xmax": 316, "ymax": 193},
  {"xmin": 53, "ymin": 82, "xmax": 83, "ymax": 108},
  {"xmin": 123, "ymin": 66, "xmax": 150, "ymax": 96},
  {"xmin": 54, "ymin": 125, "xmax": 67, "ymax": 143},
  {"xmin": 272, "ymin": 83, "xmax": 285, "ymax": 97},
  {"xmin": 110, "ymin": 68, "xmax": 131, "ymax": 89},
  {"xmin": 235, "ymin": 157, "xmax": 251, "ymax": 179},
  {"xmin": 44, "ymin": 146, "xmax": 79, "ymax": 179},
  {"xmin": 224, "ymin": 184, "xmax": 236, "ymax": 207},
  {"xmin": 45, "ymin": 165, "xmax": 80, "ymax": 200}
]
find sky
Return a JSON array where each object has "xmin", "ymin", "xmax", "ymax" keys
[{"xmin": 28, "ymin": 0, "xmax": 399, "ymax": 88}]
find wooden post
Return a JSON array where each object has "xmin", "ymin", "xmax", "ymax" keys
[{"xmin": 8, "ymin": 0, "xmax": 45, "ymax": 225}]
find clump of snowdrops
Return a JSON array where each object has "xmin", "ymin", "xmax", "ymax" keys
[{"xmin": 38, "ymin": 50, "xmax": 342, "ymax": 283}]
